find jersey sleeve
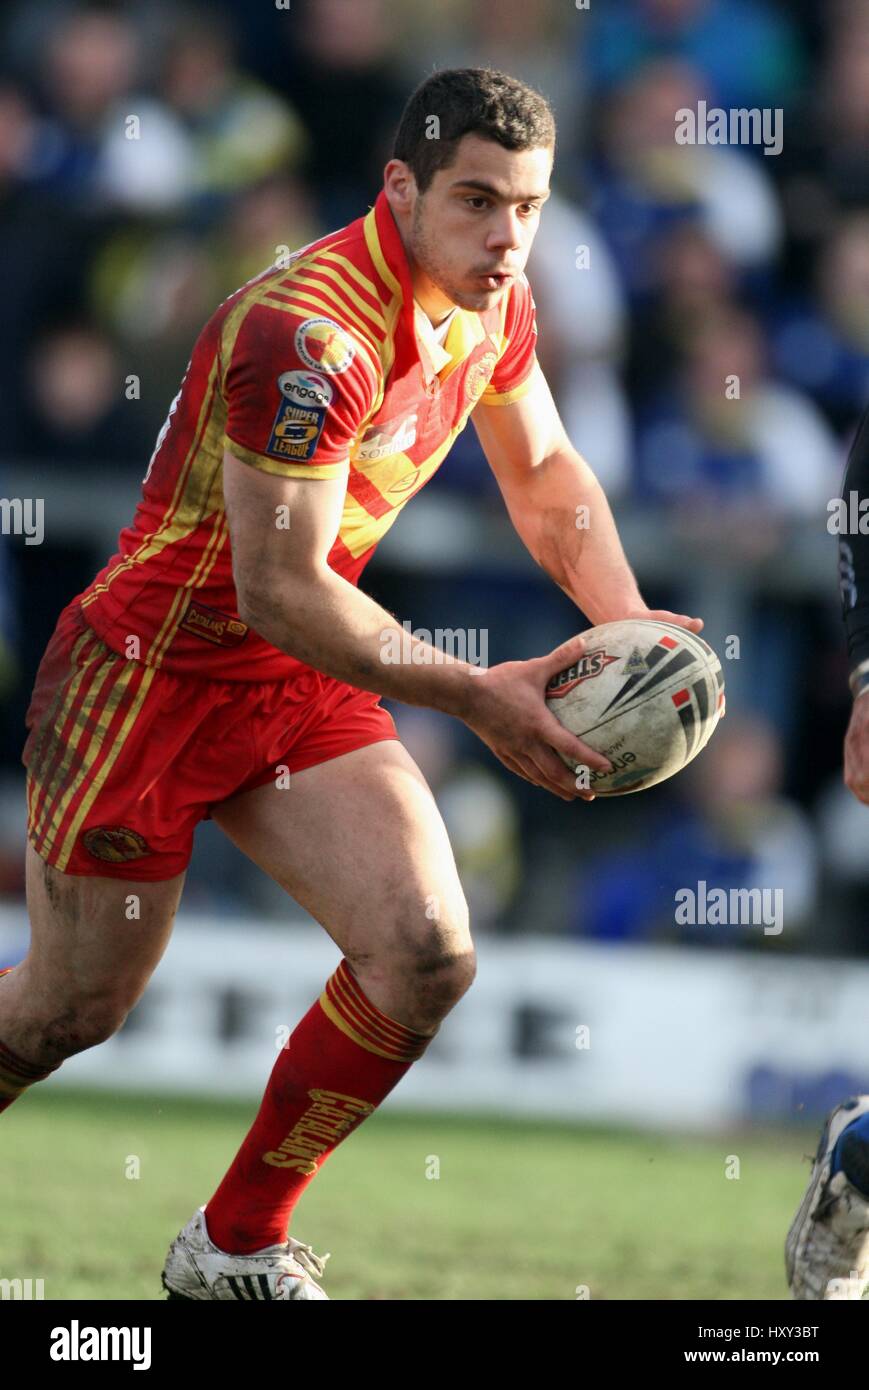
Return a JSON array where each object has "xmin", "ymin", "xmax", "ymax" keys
[
  {"xmin": 480, "ymin": 274, "xmax": 539, "ymax": 406},
  {"xmin": 221, "ymin": 301, "xmax": 379, "ymax": 479}
]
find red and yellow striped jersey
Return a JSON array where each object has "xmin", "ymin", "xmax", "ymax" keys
[{"xmin": 79, "ymin": 189, "xmax": 538, "ymax": 681}]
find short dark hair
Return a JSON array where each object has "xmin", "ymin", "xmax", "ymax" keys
[{"xmin": 393, "ymin": 68, "xmax": 556, "ymax": 194}]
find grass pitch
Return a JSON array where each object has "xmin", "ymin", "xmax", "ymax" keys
[{"xmin": 0, "ymin": 1087, "xmax": 814, "ymax": 1300}]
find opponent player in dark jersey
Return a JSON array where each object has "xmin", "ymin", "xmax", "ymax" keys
[
  {"xmin": 0, "ymin": 68, "xmax": 702, "ymax": 1299},
  {"xmin": 786, "ymin": 404, "xmax": 869, "ymax": 1299}
]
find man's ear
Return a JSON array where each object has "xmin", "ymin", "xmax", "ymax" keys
[{"xmin": 383, "ymin": 158, "xmax": 417, "ymax": 216}]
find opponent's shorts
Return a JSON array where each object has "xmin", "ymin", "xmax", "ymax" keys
[{"xmin": 21, "ymin": 599, "xmax": 400, "ymax": 880}]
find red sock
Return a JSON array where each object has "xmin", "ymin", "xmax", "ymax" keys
[
  {"xmin": 205, "ymin": 959, "xmax": 433, "ymax": 1254},
  {"xmin": 0, "ymin": 968, "xmax": 58, "ymax": 1112}
]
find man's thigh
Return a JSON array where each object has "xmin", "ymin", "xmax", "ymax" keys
[
  {"xmin": 0, "ymin": 843, "xmax": 186, "ymax": 1065},
  {"xmin": 211, "ymin": 741, "xmax": 471, "ymax": 967},
  {"xmin": 22, "ymin": 842, "xmax": 186, "ymax": 998}
]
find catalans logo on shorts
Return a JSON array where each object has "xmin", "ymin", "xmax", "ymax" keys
[
  {"xmin": 83, "ymin": 826, "xmax": 152, "ymax": 863},
  {"xmin": 179, "ymin": 599, "xmax": 249, "ymax": 647},
  {"xmin": 294, "ymin": 317, "xmax": 356, "ymax": 374},
  {"xmin": 266, "ymin": 369, "xmax": 333, "ymax": 461}
]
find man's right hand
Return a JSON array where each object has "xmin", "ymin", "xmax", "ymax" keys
[
  {"xmin": 844, "ymin": 693, "xmax": 869, "ymax": 804},
  {"xmin": 460, "ymin": 634, "xmax": 613, "ymax": 802}
]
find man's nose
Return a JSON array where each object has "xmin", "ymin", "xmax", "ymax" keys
[{"xmin": 487, "ymin": 207, "xmax": 522, "ymax": 250}]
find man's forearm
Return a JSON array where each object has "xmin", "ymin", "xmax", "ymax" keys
[
  {"xmin": 840, "ymin": 404, "xmax": 869, "ymax": 693},
  {"xmin": 241, "ymin": 568, "xmax": 480, "ymax": 718},
  {"xmin": 499, "ymin": 448, "xmax": 644, "ymax": 623}
]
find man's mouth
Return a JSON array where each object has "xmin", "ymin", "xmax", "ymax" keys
[{"xmin": 476, "ymin": 271, "xmax": 514, "ymax": 289}]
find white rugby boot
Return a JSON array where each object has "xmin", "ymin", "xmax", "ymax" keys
[
  {"xmin": 786, "ymin": 1095, "xmax": 869, "ymax": 1299},
  {"xmin": 162, "ymin": 1207, "xmax": 330, "ymax": 1300}
]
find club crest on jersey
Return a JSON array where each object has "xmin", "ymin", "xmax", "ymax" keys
[
  {"xmin": 294, "ymin": 317, "xmax": 356, "ymax": 374},
  {"xmin": 545, "ymin": 649, "xmax": 618, "ymax": 698},
  {"xmin": 465, "ymin": 350, "xmax": 498, "ymax": 402}
]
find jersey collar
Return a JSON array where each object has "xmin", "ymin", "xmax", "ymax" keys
[
  {"xmin": 365, "ymin": 189, "xmax": 495, "ymax": 384},
  {"xmin": 413, "ymin": 303, "xmax": 455, "ymax": 372}
]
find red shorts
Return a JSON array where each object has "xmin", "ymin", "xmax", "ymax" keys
[{"xmin": 21, "ymin": 600, "xmax": 400, "ymax": 880}]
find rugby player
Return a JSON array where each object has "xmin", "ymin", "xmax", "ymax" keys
[
  {"xmin": 786, "ymin": 403, "xmax": 869, "ymax": 1300},
  {"xmin": 0, "ymin": 68, "xmax": 702, "ymax": 1300}
]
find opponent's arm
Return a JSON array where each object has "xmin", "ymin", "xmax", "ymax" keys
[
  {"xmin": 839, "ymin": 405, "xmax": 869, "ymax": 802},
  {"xmin": 472, "ymin": 362, "xmax": 702, "ymax": 632}
]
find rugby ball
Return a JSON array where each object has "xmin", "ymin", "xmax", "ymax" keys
[{"xmin": 544, "ymin": 619, "xmax": 724, "ymax": 795}]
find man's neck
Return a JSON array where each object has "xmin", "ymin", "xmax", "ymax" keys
[
  {"xmin": 413, "ymin": 289, "xmax": 457, "ymax": 329},
  {"xmin": 416, "ymin": 300, "xmax": 456, "ymax": 333},
  {"xmin": 390, "ymin": 209, "xmax": 457, "ymax": 327}
]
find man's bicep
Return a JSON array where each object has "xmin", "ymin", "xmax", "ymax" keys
[
  {"xmin": 223, "ymin": 448, "xmax": 349, "ymax": 610},
  {"xmin": 471, "ymin": 361, "xmax": 569, "ymax": 487}
]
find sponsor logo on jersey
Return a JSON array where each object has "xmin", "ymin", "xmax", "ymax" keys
[
  {"xmin": 277, "ymin": 370, "xmax": 334, "ymax": 408},
  {"xmin": 294, "ymin": 317, "xmax": 356, "ymax": 374},
  {"xmin": 353, "ymin": 412, "xmax": 418, "ymax": 463},
  {"xmin": 83, "ymin": 826, "xmax": 152, "ymax": 863},
  {"xmin": 267, "ymin": 371, "xmax": 329, "ymax": 461},
  {"xmin": 179, "ymin": 599, "xmax": 249, "ymax": 647},
  {"xmin": 465, "ymin": 350, "xmax": 498, "ymax": 402},
  {"xmin": 545, "ymin": 648, "xmax": 617, "ymax": 698}
]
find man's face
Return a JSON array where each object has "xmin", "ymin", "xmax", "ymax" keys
[{"xmin": 404, "ymin": 134, "xmax": 552, "ymax": 314}]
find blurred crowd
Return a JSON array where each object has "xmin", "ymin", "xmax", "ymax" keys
[{"xmin": 0, "ymin": 0, "xmax": 867, "ymax": 953}]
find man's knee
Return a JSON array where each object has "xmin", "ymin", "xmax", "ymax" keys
[
  {"xmin": 342, "ymin": 883, "xmax": 475, "ymax": 1030},
  {"xmin": 399, "ymin": 895, "xmax": 477, "ymax": 1024},
  {"xmin": 32, "ymin": 990, "xmax": 133, "ymax": 1064},
  {"xmin": 410, "ymin": 941, "xmax": 476, "ymax": 1006}
]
